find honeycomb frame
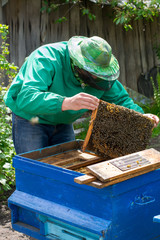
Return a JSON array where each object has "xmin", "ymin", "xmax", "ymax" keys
[{"xmin": 82, "ymin": 100, "xmax": 154, "ymax": 158}]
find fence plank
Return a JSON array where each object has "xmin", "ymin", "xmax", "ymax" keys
[
  {"xmin": 115, "ymin": 25, "xmax": 126, "ymax": 86},
  {"xmin": 137, "ymin": 19, "xmax": 148, "ymax": 74},
  {"xmin": 69, "ymin": 2, "xmax": 80, "ymax": 36},
  {"xmin": 25, "ymin": 0, "xmax": 41, "ymax": 56}
]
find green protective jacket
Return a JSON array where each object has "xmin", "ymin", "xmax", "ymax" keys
[{"xmin": 4, "ymin": 41, "xmax": 144, "ymax": 125}]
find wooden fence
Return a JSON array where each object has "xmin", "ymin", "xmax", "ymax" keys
[{"xmin": 1, "ymin": 0, "xmax": 160, "ymax": 91}]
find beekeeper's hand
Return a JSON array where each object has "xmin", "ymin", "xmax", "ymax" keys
[
  {"xmin": 143, "ymin": 114, "xmax": 159, "ymax": 128},
  {"xmin": 62, "ymin": 93, "xmax": 99, "ymax": 111}
]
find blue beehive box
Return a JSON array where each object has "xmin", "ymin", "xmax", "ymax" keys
[{"xmin": 8, "ymin": 140, "xmax": 160, "ymax": 240}]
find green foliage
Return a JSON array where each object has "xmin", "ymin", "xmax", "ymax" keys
[
  {"xmin": 111, "ymin": 0, "xmax": 160, "ymax": 31},
  {"xmin": 154, "ymin": 44, "xmax": 160, "ymax": 61},
  {"xmin": 0, "ymin": 24, "xmax": 18, "ymax": 197},
  {"xmin": 140, "ymin": 101, "xmax": 160, "ymax": 138},
  {"xmin": 0, "ymin": 86, "xmax": 15, "ymax": 196},
  {"xmin": 150, "ymin": 72, "xmax": 160, "ymax": 114},
  {"xmin": 41, "ymin": 0, "xmax": 97, "ymax": 23},
  {"xmin": 141, "ymin": 101, "xmax": 160, "ymax": 117},
  {"xmin": 55, "ymin": 16, "xmax": 67, "ymax": 23},
  {"xmin": 73, "ymin": 116, "xmax": 90, "ymax": 140},
  {"xmin": 41, "ymin": 0, "xmax": 81, "ymax": 23},
  {"xmin": 41, "ymin": 0, "xmax": 160, "ymax": 30},
  {"xmin": 139, "ymin": 73, "xmax": 160, "ymax": 138},
  {"xmin": 152, "ymin": 122, "xmax": 160, "ymax": 138},
  {"xmin": 81, "ymin": 7, "xmax": 96, "ymax": 20},
  {"xmin": 0, "ymin": 24, "xmax": 18, "ymax": 81}
]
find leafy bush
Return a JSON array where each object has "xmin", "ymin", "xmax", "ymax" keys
[
  {"xmin": 141, "ymin": 74, "xmax": 160, "ymax": 119},
  {"xmin": 0, "ymin": 24, "xmax": 18, "ymax": 82},
  {"xmin": 138, "ymin": 73, "xmax": 160, "ymax": 138},
  {"xmin": 0, "ymin": 86, "xmax": 15, "ymax": 196},
  {"xmin": 151, "ymin": 73, "xmax": 160, "ymax": 112},
  {"xmin": 112, "ymin": 0, "xmax": 160, "ymax": 31},
  {"xmin": 0, "ymin": 24, "xmax": 18, "ymax": 197}
]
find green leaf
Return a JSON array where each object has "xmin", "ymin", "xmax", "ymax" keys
[
  {"xmin": 82, "ymin": 8, "xmax": 89, "ymax": 15},
  {"xmin": 0, "ymin": 178, "xmax": 6, "ymax": 185},
  {"xmin": 115, "ymin": 18, "xmax": 121, "ymax": 25},
  {"xmin": 3, "ymin": 163, "xmax": 12, "ymax": 169},
  {"xmin": 55, "ymin": 17, "xmax": 67, "ymax": 23},
  {"xmin": 88, "ymin": 13, "xmax": 96, "ymax": 21}
]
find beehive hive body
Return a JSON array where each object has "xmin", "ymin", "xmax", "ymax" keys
[{"xmin": 7, "ymin": 141, "xmax": 160, "ymax": 240}]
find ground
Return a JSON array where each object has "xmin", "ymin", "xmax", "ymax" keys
[
  {"xmin": 0, "ymin": 136, "xmax": 160, "ymax": 240},
  {"xmin": 0, "ymin": 193, "xmax": 33, "ymax": 240},
  {"xmin": 0, "ymin": 200, "xmax": 32, "ymax": 240}
]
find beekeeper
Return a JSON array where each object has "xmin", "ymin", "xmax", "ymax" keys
[{"xmin": 4, "ymin": 36, "xmax": 159, "ymax": 154}]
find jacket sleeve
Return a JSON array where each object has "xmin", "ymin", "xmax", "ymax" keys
[
  {"xmin": 101, "ymin": 80, "xmax": 144, "ymax": 114},
  {"xmin": 16, "ymin": 56, "xmax": 65, "ymax": 115}
]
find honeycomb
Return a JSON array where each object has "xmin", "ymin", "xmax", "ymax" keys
[{"xmin": 83, "ymin": 100, "xmax": 154, "ymax": 158}]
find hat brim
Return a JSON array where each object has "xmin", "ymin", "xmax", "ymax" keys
[{"xmin": 68, "ymin": 36, "xmax": 120, "ymax": 81}]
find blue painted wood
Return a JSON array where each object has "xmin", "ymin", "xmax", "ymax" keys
[
  {"xmin": 8, "ymin": 190, "xmax": 110, "ymax": 235},
  {"xmin": 153, "ymin": 215, "xmax": 160, "ymax": 223},
  {"xmin": 41, "ymin": 216, "xmax": 101, "ymax": 240},
  {"xmin": 11, "ymin": 222, "xmax": 47, "ymax": 240},
  {"xmin": 14, "ymin": 169, "xmax": 113, "ymax": 221},
  {"xmin": 8, "ymin": 141, "xmax": 160, "ymax": 240}
]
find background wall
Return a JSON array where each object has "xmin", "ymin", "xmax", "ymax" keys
[{"xmin": 2, "ymin": 0, "xmax": 160, "ymax": 91}]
